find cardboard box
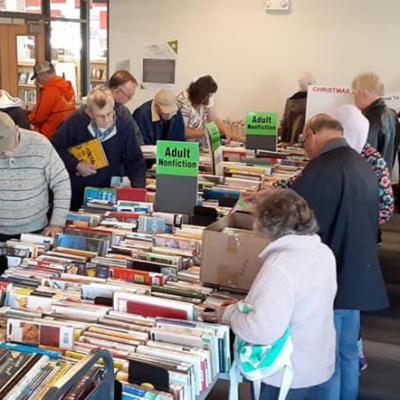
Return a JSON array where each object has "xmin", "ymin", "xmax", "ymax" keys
[{"xmin": 201, "ymin": 213, "xmax": 269, "ymax": 292}]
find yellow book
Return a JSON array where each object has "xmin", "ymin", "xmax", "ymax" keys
[{"xmin": 68, "ymin": 138, "xmax": 109, "ymax": 169}]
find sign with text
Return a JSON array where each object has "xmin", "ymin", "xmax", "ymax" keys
[
  {"xmin": 206, "ymin": 122, "xmax": 223, "ymax": 176},
  {"xmin": 156, "ymin": 141, "xmax": 199, "ymax": 215},
  {"xmin": 246, "ymin": 112, "xmax": 277, "ymax": 151},
  {"xmin": 383, "ymin": 91, "xmax": 400, "ymax": 113},
  {"xmin": 306, "ymin": 85, "xmax": 353, "ymax": 121},
  {"xmin": 156, "ymin": 141, "xmax": 199, "ymax": 177},
  {"xmin": 246, "ymin": 112, "xmax": 278, "ymax": 136}
]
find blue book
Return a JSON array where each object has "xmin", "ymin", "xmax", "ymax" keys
[{"xmin": 0, "ymin": 342, "xmax": 61, "ymax": 359}]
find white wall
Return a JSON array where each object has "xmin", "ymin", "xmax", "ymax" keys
[{"xmin": 109, "ymin": 0, "xmax": 400, "ymax": 120}]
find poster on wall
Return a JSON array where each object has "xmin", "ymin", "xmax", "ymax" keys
[
  {"xmin": 383, "ymin": 91, "xmax": 400, "ymax": 113},
  {"xmin": 306, "ymin": 85, "xmax": 353, "ymax": 121},
  {"xmin": 142, "ymin": 42, "xmax": 178, "ymax": 85}
]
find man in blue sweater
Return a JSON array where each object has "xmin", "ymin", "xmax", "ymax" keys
[
  {"xmin": 52, "ymin": 87, "xmax": 146, "ymax": 210},
  {"xmin": 133, "ymin": 89, "xmax": 185, "ymax": 145}
]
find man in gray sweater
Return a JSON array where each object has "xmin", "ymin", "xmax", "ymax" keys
[{"xmin": 0, "ymin": 112, "xmax": 71, "ymax": 242}]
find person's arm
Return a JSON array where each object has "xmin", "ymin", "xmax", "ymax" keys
[
  {"xmin": 29, "ymin": 87, "xmax": 57, "ymax": 126},
  {"xmin": 208, "ymin": 108, "xmax": 229, "ymax": 137},
  {"xmin": 222, "ymin": 263, "xmax": 294, "ymax": 345},
  {"xmin": 122, "ymin": 118, "xmax": 146, "ymax": 188},
  {"xmin": 43, "ymin": 144, "xmax": 72, "ymax": 236},
  {"xmin": 51, "ymin": 116, "xmax": 81, "ymax": 173},
  {"xmin": 184, "ymin": 127, "xmax": 206, "ymax": 139},
  {"xmin": 132, "ymin": 108, "xmax": 148, "ymax": 145}
]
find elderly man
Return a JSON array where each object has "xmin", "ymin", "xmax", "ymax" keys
[
  {"xmin": 108, "ymin": 70, "xmax": 143, "ymax": 145},
  {"xmin": 133, "ymin": 89, "xmax": 185, "ymax": 145},
  {"xmin": 0, "ymin": 111, "xmax": 71, "ymax": 242},
  {"xmin": 291, "ymin": 114, "xmax": 388, "ymax": 400},
  {"xmin": 352, "ymin": 72, "xmax": 400, "ymax": 170},
  {"xmin": 29, "ymin": 60, "xmax": 76, "ymax": 139},
  {"xmin": 108, "ymin": 70, "xmax": 138, "ymax": 106},
  {"xmin": 52, "ymin": 87, "xmax": 146, "ymax": 211}
]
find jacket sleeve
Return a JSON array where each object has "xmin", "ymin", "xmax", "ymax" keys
[
  {"xmin": 29, "ymin": 87, "xmax": 57, "ymax": 126},
  {"xmin": 223, "ymin": 262, "xmax": 294, "ymax": 345},
  {"xmin": 173, "ymin": 112, "xmax": 186, "ymax": 141},
  {"xmin": 121, "ymin": 117, "xmax": 146, "ymax": 188},
  {"xmin": 51, "ymin": 117, "xmax": 80, "ymax": 173},
  {"xmin": 132, "ymin": 108, "xmax": 149, "ymax": 145}
]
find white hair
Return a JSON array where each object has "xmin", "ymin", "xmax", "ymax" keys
[{"xmin": 298, "ymin": 72, "xmax": 316, "ymax": 91}]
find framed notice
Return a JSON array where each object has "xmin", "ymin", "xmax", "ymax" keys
[{"xmin": 143, "ymin": 59, "xmax": 175, "ymax": 84}]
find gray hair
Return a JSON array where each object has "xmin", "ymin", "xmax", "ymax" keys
[
  {"xmin": 298, "ymin": 72, "xmax": 315, "ymax": 91},
  {"xmin": 255, "ymin": 189, "xmax": 319, "ymax": 241},
  {"xmin": 352, "ymin": 72, "xmax": 384, "ymax": 96},
  {"xmin": 86, "ymin": 87, "xmax": 114, "ymax": 112}
]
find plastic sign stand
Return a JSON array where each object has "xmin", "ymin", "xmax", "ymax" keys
[
  {"xmin": 206, "ymin": 121, "xmax": 224, "ymax": 176},
  {"xmin": 245, "ymin": 112, "xmax": 278, "ymax": 151},
  {"xmin": 155, "ymin": 140, "xmax": 199, "ymax": 216}
]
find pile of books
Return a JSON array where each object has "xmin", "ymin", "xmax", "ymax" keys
[{"xmin": 0, "ymin": 205, "xmax": 232, "ymax": 398}]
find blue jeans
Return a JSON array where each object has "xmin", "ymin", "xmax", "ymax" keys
[
  {"xmin": 259, "ymin": 383, "xmax": 319, "ymax": 400},
  {"xmin": 317, "ymin": 309, "xmax": 360, "ymax": 400}
]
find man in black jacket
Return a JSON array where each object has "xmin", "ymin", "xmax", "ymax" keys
[
  {"xmin": 352, "ymin": 72, "xmax": 400, "ymax": 171},
  {"xmin": 292, "ymin": 114, "xmax": 388, "ymax": 400},
  {"xmin": 52, "ymin": 87, "xmax": 146, "ymax": 210}
]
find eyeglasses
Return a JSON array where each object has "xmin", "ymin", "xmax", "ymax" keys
[{"xmin": 118, "ymin": 86, "xmax": 135, "ymax": 101}]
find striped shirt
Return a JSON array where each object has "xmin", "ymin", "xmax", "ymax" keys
[
  {"xmin": 0, "ymin": 129, "xmax": 71, "ymax": 235},
  {"xmin": 176, "ymin": 90, "xmax": 210, "ymax": 149}
]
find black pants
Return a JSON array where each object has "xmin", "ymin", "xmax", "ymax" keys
[{"xmin": 260, "ymin": 383, "xmax": 319, "ymax": 400}]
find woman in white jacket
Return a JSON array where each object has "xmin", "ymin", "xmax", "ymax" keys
[{"xmin": 215, "ymin": 189, "xmax": 337, "ymax": 400}]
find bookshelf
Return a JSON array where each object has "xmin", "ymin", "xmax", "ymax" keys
[
  {"xmin": 17, "ymin": 59, "xmax": 37, "ymax": 110},
  {"xmin": 90, "ymin": 59, "xmax": 107, "ymax": 89}
]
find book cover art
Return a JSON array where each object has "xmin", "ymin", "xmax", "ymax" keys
[{"xmin": 68, "ymin": 138, "xmax": 109, "ymax": 169}]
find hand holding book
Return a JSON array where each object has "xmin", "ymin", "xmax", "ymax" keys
[{"xmin": 76, "ymin": 162, "xmax": 97, "ymax": 177}]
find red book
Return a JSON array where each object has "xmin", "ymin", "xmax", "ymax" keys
[
  {"xmin": 126, "ymin": 300, "xmax": 187, "ymax": 320},
  {"xmin": 116, "ymin": 188, "xmax": 147, "ymax": 202},
  {"xmin": 105, "ymin": 212, "xmax": 140, "ymax": 221},
  {"xmin": 111, "ymin": 267, "xmax": 164, "ymax": 286}
]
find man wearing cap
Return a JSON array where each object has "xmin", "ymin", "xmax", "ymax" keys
[
  {"xmin": 29, "ymin": 60, "xmax": 76, "ymax": 139},
  {"xmin": 133, "ymin": 89, "xmax": 185, "ymax": 145},
  {"xmin": 0, "ymin": 89, "xmax": 30, "ymax": 129},
  {"xmin": 0, "ymin": 112, "xmax": 71, "ymax": 242}
]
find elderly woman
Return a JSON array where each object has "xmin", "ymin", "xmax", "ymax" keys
[
  {"xmin": 176, "ymin": 75, "xmax": 238, "ymax": 147},
  {"xmin": 213, "ymin": 189, "xmax": 337, "ymax": 400},
  {"xmin": 332, "ymin": 104, "xmax": 394, "ymax": 225}
]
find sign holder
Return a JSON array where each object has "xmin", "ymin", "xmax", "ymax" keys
[
  {"xmin": 206, "ymin": 121, "xmax": 223, "ymax": 176},
  {"xmin": 155, "ymin": 141, "xmax": 199, "ymax": 215},
  {"xmin": 245, "ymin": 112, "xmax": 278, "ymax": 152}
]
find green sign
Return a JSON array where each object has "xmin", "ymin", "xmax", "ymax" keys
[
  {"xmin": 246, "ymin": 112, "xmax": 278, "ymax": 136},
  {"xmin": 205, "ymin": 122, "xmax": 221, "ymax": 152},
  {"xmin": 156, "ymin": 141, "xmax": 199, "ymax": 177}
]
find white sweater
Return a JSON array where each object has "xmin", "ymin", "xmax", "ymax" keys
[{"xmin": 223, "ymin": 233, "xmax": 337, "ymax": 388}]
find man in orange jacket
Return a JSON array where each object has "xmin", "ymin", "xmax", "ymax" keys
[{"xmin": 29, "ymin": 61, "xmax": 76, "ymax": 139}]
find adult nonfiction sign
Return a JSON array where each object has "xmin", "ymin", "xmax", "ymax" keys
[
  {"xmin": 156, "ymin": 141, "xmax": 199, "ymax": 215},
  {"xmin": 206, "ymin": 121, "xmax": 223, "ymax": 176},
  {"xmin": 246, "ymin": 112, "xmax": 277, "ymax": 151},
  {"xmin": 306, "ymin": 85, "xmax": 353, "ymax": 121}
]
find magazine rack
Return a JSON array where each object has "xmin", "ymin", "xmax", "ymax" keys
[{"xmin": 42, "ymin": 349, "xmax": 114, "ymax": 400}]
